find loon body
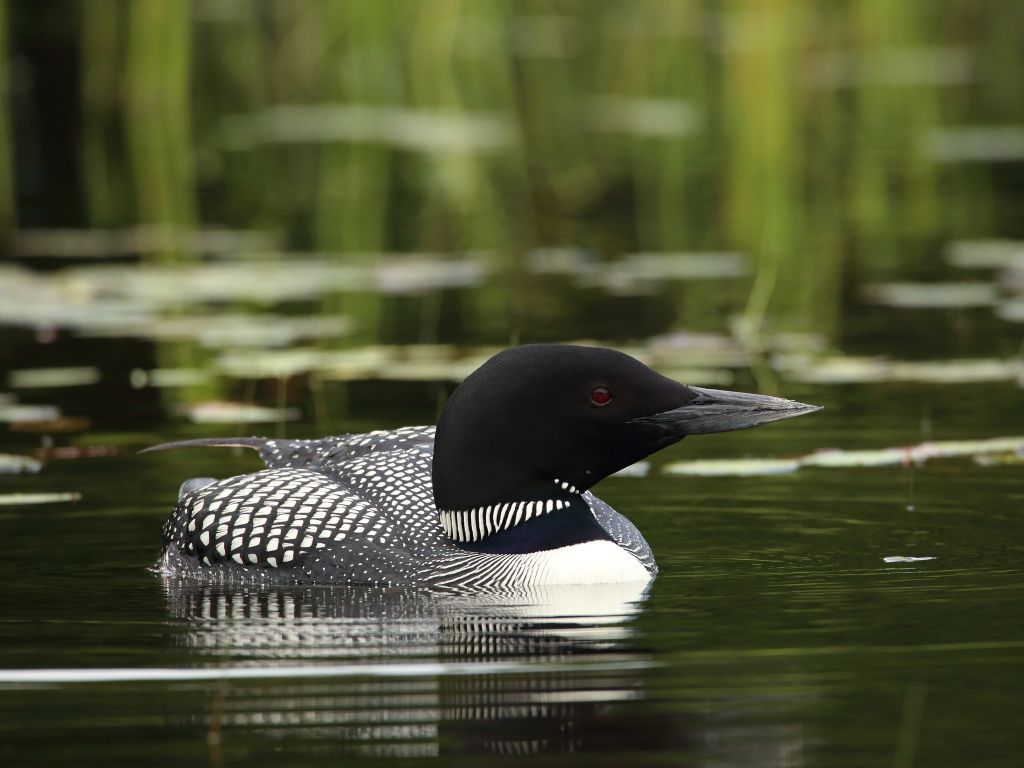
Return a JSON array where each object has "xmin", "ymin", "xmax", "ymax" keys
[{"xmin": 149, "ymin": 344, "xmax": 819, "ymax": 588}]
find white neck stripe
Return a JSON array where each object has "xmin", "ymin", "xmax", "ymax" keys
[{"xmin": 439, "ymin": 498, "xmax": 571, "ymax": 543}]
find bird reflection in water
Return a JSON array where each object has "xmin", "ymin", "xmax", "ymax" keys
[
  {"xmin": 162, "ymin": 579, "xmax": 657, "ymax": 757},
  {"xmin": 162, "ymin": 580, "xmax": 808, "ymax": 764}
]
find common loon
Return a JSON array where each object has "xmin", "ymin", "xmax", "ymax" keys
[{"xmin": 147, "ymin": 344, "xmax": 820, "ymax": 588}]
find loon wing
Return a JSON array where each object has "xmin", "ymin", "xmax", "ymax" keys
[
  {"xmin": 156, "ymin": 428, "xmax": 443, "ymax": 584},
  {"xmin": 585, "ymin": 493, "xmax": 658, "ymax": 576},
  {"xmin": 160, "ymin": 464, "xmax": 427, "ymax": 584}
]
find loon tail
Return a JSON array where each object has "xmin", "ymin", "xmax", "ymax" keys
[
  {"xmin": 140, "ymin": 436, "xmax": 326, "ymax": 470},
  {"xmin": 139, "ymin": 437, "xmax": 270, "ymax": 454},
  {"xmin": 142, "ymin": 426, "xmax": 434, "ymax": 471}
]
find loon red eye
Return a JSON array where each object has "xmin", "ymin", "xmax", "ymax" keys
[{"xmin": 590, "ymin": 387, "xmax": 613, "ymax": 406}]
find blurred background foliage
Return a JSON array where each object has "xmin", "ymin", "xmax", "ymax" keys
[{"xmin": 2, "ymin": 0, "xmax": 1023, "ymax": 371}]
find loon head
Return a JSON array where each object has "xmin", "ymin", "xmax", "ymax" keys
[{"xmin": 432, "ymin": 344, "xmax": 820, "ymax": 545}]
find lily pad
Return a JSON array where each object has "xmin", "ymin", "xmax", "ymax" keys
[
  {"xmin": 0, "ymin": 492, "xmax": 82, "ymax": 506},
  {"xmin": 889, "ymin": 359, "xmax": 1021, "ymax": 384},
  {"xmin": 222, "ymin": 104, "xmax": 514, "ymax": 153},
  {"xmin": 775, "ymin": 355, "xmax": 888, "ymax": 384},
  {"xmin": 13, "ymin": 226, "xmax": 281, "ymax": 258},
  {"xmin": 611, "ymin": 461, "xmax": 650, "ymax": 478},
  {"xmin": 995, "ymin": 300, "xmax": 1024, "ymax": 322},
  {"xmin": 8, "ymin": 367, "xmax": 101, "ymax": 389},
  {"xmin": 647, "ymin": 330, "xmax": 751, "ymax": 368},
  {"xmin": 0, "ymin": 454, "xmax": 42, "ymax": 474},
  {"xmin": 946, "ymin": 239, "xmax": 1024, "ymax": 270},
  {"xmin": 803, "ymin": 438, "xmax": 1024, "ymax": 468},
  {"xmin": 802, "ymin": 447, "xmax": 912, "ymax": 468},
  {"xmin": 577, "ymin": 252, "xmax": 749, "ymax": 295},
  {"xmin": 0, "ymin": 404, "xmax": 62, "ymax": 424},
  {"xmin": 177, "ymin": 401, "xmax": 301, "ymax": 424},
  {"xmin": 778, "ymin": 355, "xmax": 1022, "ymax": 385},
  {"xmin": 862, "ymin": 281, "xmax": 997, "ymax": 309},
  {"xmin": 653, "ymin": 368, "xmax": 735, "ymax": 387},
  {"xmin": 37, "ymin": 445, "xmax": 119, "ymax": 460},
  {"xmin": 974, "ymin": 452, "xmax": 1024, "ymax": 466},
  {"xmin": 665, "ymin": 436, "xmax": 1024, "ymax": 478},
  {"xmin": 137, "ymin": 313, "xmax": 353, "ymax": 348},
  {"xmin": 130, "ymin": 368, "xmax": 214, "ymax": 389},
  {"xmin": 663, "ymin": 458, "xmax": 802, "ymax": 477},
  {"xmin": 372, "ymin": 260, "xmax": 487, "ymax": 294},
  {"xmin": 805, "ymin": 46, "xmax": 974, "ymax": 89},
  {"xmin": 925, "ymin": 126, "xmax": 1024, "ymax": 163},
  {"xmin": 912, "ymin": 437, "xmax": 1024, "ymax": 460},
  {"xmin": 525, "ymin": 248, "xmax": 594, "ymax": 275},
  {"xmin": 587, "ymin": 96, "xmax": 702, "ymax": 138}
]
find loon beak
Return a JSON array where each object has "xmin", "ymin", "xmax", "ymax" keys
[{"xmin": 631, "ymin": 386, "xmax": 822, "ymax": 437}]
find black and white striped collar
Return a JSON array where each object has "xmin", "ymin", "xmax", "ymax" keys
[{"xmin": 438, "ymin": 479, "xmax": 583, "ymax": 544}]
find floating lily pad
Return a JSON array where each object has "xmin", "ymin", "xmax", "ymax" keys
[
  {"xmin": 130, "ymin": 368, "xmax": 214, "ymax": 389},
  {"xmin": 653, "ymin": 368, "xmax": 734, "ymax": 387},
  {"xmin": 778, "ymin": 355, "xmax": 1021, "ymax": 385},
  {"xmin": 775, "ymin": 355, "xmax": 888, "ymax": 384},
  {"xmin": 802, "ymin": 447, "xmax": 912, "ymax": 468},
  {"xmin": 8, "ymin": 367, "xmax": 101, "ymax": 389},
  {"xmin": 0, "ymin": 492, "xmax": 82, "ymax": 506},
  {"xmin": 995, "ymin": 300, "xmax": 1024, "ymax": 322},
  {"xmin": 647, "ymin": 330, "xmax": 752, "ymax": 368},
  {"xmin": 804, "ymin": 438, "xmax": 1024, "ymax": 468},
  {"xmin": 9, "ymin": 416, "xmax": 90, "ymax": 433},
  {"xmin": 37, "ymin": 445, "xmax": 118, "ymax": 460},
  {"xmin": 222, "ymin": 104, "xmax": 514, "ymax": 153},
  {"xmin": 611, "ymin": 461, "xmax": 650, "ymax": 478},
  {"xmin": 663, "ymin": 458, "xmax": 802, "ymax": 477},
  {"xmin": 805, "ymin": 46, "xmax": 974, "ymax": 89},
  {"xmin": 890, "ymin": 359, "xmax": 1022, "ymax": 384},
  {"xmin": 0, "ymin": 454, "xmax": 42, "ymax": 474},
  {"xmin": 974, "ymin": 451, "xmax": 1024, "ymax": 466},
  {"xmin": 137, "ymin": 313, "xmax": 353, "ymax": 348},
  {"xmin": 375, "ymin": 359, "xmax": 483, "ymax": 382},
  {"xmin": 372, "ymin": 260, "xmax": 487, "ymax": 294},
  {"xmin": 925, "ymin": 126, "xmax": 1024, "ymax": 163},
  {"xmin": 577, "ymin": 252, "xmax": 749, "ymax": 295},
  {"xmin": 862, "ymin": 281, "xmax": 997, "ymax": 308},
  {"xmin": 0, "ymin": 403, "xmax": 62, "ymax": 424},
  {"xmin": 525, "ymin": 248, "xmax": 594, "ymax": 275},
  {"xmin": 13, "ymin": 226, "xmax": 281, "ymax": 258},
  {"xmin": 215, "ymin": 345, "xmax": 500, "ymax": 383},
  {"xmin": 587, "ymin": 96, "xmax": 702, "ymax": 138},
  {"xmin": 177, "ymin": 401, "xmax": 301, "ymax": 424},
  {"xmin": 665, "ymin": 436, "xmax": 1024, "ymax": 478},
  {"xmin": 946, "ymin": 239, "xmax": 1024, "ymax": 270},
  {"xmin": 912, "ymin": 436, "xmax": 1024, "ymax": 460}
]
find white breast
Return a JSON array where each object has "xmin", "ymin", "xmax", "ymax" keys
[{"xmin": 516, "ymin": 539, "xmax": 652, "ymax": 585}]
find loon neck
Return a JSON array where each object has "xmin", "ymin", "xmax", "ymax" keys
[
  {"xmin": 454, "ymin": 497, "xmax": 612, "ymax": 554},
  {"xmin": 436, "ymin": 478, "xmax": 587, "ymax": 545}
]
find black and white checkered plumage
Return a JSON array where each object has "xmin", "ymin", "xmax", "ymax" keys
[
  {"xmin": 150, "ymin": 344, "xmax": 819, "ymax": 588},
  {"xmin": 155, "ymin": 426, "xmax": 656, "ymax": 588}
]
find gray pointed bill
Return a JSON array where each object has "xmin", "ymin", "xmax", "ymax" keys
[{"xmin": 632, "ymin": 386, "xmax": 822, "ymax": 436}]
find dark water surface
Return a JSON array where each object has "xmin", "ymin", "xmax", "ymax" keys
[{"xmin": 2, "ymin": 378, "xmax": 1022, "ymax": 766}]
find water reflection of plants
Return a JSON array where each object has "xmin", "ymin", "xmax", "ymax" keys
[{"xmin": 5, "ymin": 1, "xmax": 1022, "ymax": 418}]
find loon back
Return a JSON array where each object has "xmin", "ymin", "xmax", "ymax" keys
[{"xmin": 148, "ymin": 344, "xmax": 820, "ymax": 588}]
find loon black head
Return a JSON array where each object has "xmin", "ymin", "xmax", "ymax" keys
[{"xmin": 432, "ymin": 344, "xmax": 820, "ymax": 547}]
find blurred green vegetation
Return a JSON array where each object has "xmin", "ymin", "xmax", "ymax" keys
[{"xmin": 4, "ymin": 0, "xmax": 1024, "ymax": 340}]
